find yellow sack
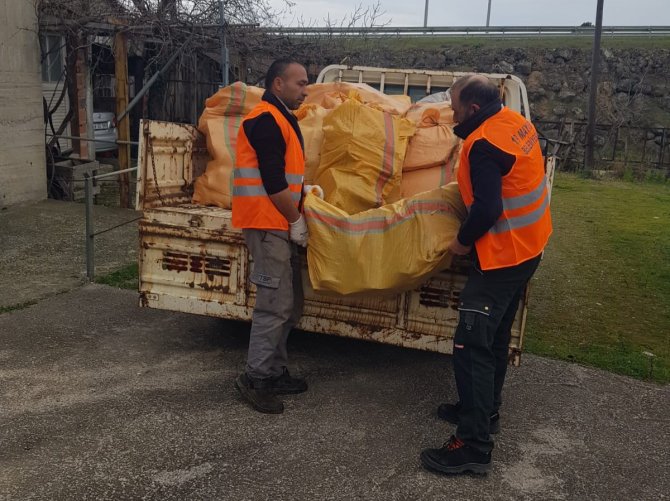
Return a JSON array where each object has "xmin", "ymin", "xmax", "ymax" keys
[
  {"xmin": 305, "ymin": 183, "xmax": 467, "ymax": 295},
  {"xmin": 405, "ymin": 100, "xmax": 455, "ymax": 124},
  {"xmin": 315, "ymin": 96, "xmax": 415, "ymax": 214},
  {"xmin": 401, "ymin": 144, "xmax": 462, "ymax": 198},
  {"xmin": 198, "ymin": 82, "xmax": 263, "ymax": 129},
  {"xmin": 403, "ymin": 106, "xmax": 461, "ymax": 172},
  {"xmin": 193, "ymin": 82, "xmax": 264, "ymax": 209},
  {"xmin": 304, "ymin": 82, "xmax": 411, "ymax": 115},
  {"xmin": 295, "ymin": 104, "xmax": 331, "ymax": 184}
]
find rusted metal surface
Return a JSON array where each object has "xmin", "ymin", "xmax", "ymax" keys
[
  {"xmin": 136, "ymin": 120, "xmax": 208, "ymax": 211},
  {"xmin": 138, "ymin": 204, "xmax": 526, "ymax": 357}
]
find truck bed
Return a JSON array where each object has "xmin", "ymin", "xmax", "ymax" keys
[
  {"xmin": 139, "ymin": 202, "xmax": 528, "ymax": 361},
  {"xmin": 135, "ymin": 65, "xmax": 550, "ymax": 364}
]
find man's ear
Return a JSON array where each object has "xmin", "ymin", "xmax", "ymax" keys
[
  {"xmin": 273, "ymin": 76, "xmax": 281, "ymax": 92},
  {"xmin": 471, "ymin": 103, "xmax": 481, "ymax": 113}
]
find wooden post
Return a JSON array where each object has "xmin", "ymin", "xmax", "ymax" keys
[
  {"xmin": 66, "ymin": 34, "xmax": 89, "ymax": 160},
  {"xmin": 114, "ymin": 31, "xmax": 130, "ymax": 208}
]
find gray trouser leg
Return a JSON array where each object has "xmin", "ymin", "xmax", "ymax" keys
[
  {"xmin": 272, "ymin": 249, "xmax": 304, "ymax": 373},
  {"xmin": 243, "ymin": 229, "xmax": 303, "ymax": 380}
]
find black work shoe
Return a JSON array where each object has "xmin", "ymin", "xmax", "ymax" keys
[
  {"xmin": 437, "ymin": 402, "xmax": 500, "ymax": 434},
  {"xmin": 270, "ymin": 367, "xmax": 308, "ymax": 395},
  {"xmin": 420, "ymin": 436, "xmax": 492, "ymax": 475},
  {"xmin": 235, "ymin": 373, "xmax": 284, "ymax": 414}
]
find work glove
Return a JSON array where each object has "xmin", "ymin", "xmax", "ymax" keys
[
  {"xmin": 289, "ymin": 214, "xmax": 309, "ymax": 247},
  {"xmin": 303, "ymin": 184, "xmax": 325, "ymax": 199}
]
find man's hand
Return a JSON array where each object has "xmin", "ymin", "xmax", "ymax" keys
[
  {"xmin": 289, "ymin": 214, "xmax": 309, "ymax": 247},
  {"xmin": 269, "ymin": 189, "xmax": 301, "ymax": 224},
  {"xmin": 303, "ymin": 184, "xmax": 324, "ymax": 199},
  {"xmin": 448, "ymin": 237, "xmax": 472, "ymax": 256}
]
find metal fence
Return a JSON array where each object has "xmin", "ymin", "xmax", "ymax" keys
[
  {"xmin": 84, "ymin": 167, "xmax": 140, "ymax": 281},
  {"xmin": 535, "ymin": 120, "xmax": 670, "ymax": 175}
]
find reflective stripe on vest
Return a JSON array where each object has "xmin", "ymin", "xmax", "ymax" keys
[
  {"xmin": 234, "ymin": 168, "xmax": 304, "ymax": 186},
  {"xmin": 233, "ymin": 184, "xmax": 302, "ymax": 204},
  {"xmin": 490, "ymin": 185, "xmax": 549, "ymax": 234},
  {"xmin": 501, "ymin": 175, "xmax": 547, "ymax": 211},
  {"xmin": 466, "ymin": 175, "xmax": 547, "ymax": 213}
]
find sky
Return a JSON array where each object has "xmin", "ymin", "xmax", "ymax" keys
[{"xmin": 269, "ymin": 0, "xmax": 669, "ymax": 27}]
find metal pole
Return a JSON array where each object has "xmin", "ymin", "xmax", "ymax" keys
[
  {"xmin": 424, "ymin": 0, "xmax": 429, "ymax": 28},
  {"xmin": 45, "ymin": 133, "xmax": 139, "ymax": 146},
  {"xmin": 94, "ymin": 166, "xmax": 138, "ymax": 180},
  {"xmin": 84, "ymin": 174, "xmax": 95, "ymax": 281},
  {"xmin": 658, "ymin": 127, "xmax": 666, "ymax": 169},
  {"xmin": 114, "ymin": 31, "xmax": 131, "ymax": 208},
  {"xmin": 486, "ymin": 0, "xmax": 492, "ymax": 27},
  {"xmin": 220, "ymin": 0, "xmax": 229, "ymax": 86},
  {"xmin": 585, "ymin": 0, "xmax": 605, "ymax": 172}
]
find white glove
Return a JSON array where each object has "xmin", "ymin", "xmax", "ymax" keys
[
  {"xmin": 303, "ymin": 184, "xmax": 325, "ymax": 199},
  {"xmin": 289, "ymin": 214, "xmax": 309, "ymax": 247}
]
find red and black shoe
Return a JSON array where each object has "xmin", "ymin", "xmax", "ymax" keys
[{"xmin": 420, "ymin": 436, "xmax": 492, "ymax": 475}]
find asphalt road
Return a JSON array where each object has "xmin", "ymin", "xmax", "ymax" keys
[{"xmin": 1, "ymin": 285, "xmax": 668, "ymax": 500}]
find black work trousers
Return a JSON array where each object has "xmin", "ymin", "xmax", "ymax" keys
[{"xmin": 453, "ymin": 253, "xmax": 541, "ymax": 454}]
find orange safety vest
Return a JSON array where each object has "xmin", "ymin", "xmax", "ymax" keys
[
  {"xmin": 457, "ymin": 106, "xmax": 552, "ymax": 271},
  {"xmin": 232, "ymin": 100, "xmax": 305, "ymax": 231}
]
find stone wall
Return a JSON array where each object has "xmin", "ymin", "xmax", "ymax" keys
[
  {"xmin": 262, "ymin": 38, "xmax": 669, "ymax": 171},
  {"xmin": 272, "ymin": 39, "xmax": 670, "ymax": 129}
]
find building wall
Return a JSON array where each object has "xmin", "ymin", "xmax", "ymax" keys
[{"xmin": 0, "ymin": 0, "xmax": 46, "ymax": 207}]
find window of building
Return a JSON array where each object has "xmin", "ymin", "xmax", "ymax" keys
[{"xmin": 41, "ymin": 34, "xmax": 65, "ymax": 83}]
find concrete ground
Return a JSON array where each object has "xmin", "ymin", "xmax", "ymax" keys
[
  {"xmin": 1, "ymin": 285, "xmax": 669, "ymax": 500},
  {"xmin": 0, "ymin": 199, "xmax": 138, "ymax": 308},
  {"xmin": 1, "ymin": 200, "xmax": 669, "ymax": 500}
]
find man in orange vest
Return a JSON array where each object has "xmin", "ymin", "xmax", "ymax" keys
[
  {"xmin": 421, "ymin": 75, "xmax": 552, "ymax": 474},
  {"xmin": 232, "ymin": 59, "xmax": 318, "ymax": 414}
]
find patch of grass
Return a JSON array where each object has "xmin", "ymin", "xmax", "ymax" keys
[
  {"xmin": 0, "ymin": 301, "xmax": 38, "ymax": 314},
  {"xmin": 526, "ymin": 173, "xmax": 670, "ymax": 383},
  {"xmin": 95, "ymin": 263, "xmax": 139, "ymax": 290}
]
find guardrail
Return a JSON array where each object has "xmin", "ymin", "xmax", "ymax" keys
[{"xmin": 268, "ymin": 25, "xmax": 670, "ymax": 37}]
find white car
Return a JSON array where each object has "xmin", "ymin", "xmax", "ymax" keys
[{"xmin": 93, "ymin": 111, "xmax": 118, "ymax": 153}]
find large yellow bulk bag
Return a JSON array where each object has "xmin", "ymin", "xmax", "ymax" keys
[
  {"xmin": 304, "ymin": 82, "xmax": 411, "ymax": 115},
  {"xmin": 401, "ymin": 145, "xmax": 461, "ymax": 198},
  {"xmin": 295, "ymin": 103, "xmax": 331, "ymax": 184},
  {"xmin": 192, "ymin": 82, "xmax": 264, "ymax": 208},
  {"xmin": 405, "ymin": 100, "xmax": 455, "ymax": 124},
  {"xmin": 304, "ymin": 183, "xmax": 467, "ymax": 295},
  {"xmin": 403, "ymin": 107, "xmax": 461, "ymax": 172},
  {"xmin": 315, "ymin": 96, "xmax": 415, "ymax": 214},
  {"xmin": 198, "ymin": 82, "xmax": 263, "ymax": 127}
]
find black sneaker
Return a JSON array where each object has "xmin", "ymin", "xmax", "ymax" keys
[
  {"xmin": 235, "ymin": 373, "xmax": 284, "ymax": 414},
  {"xmin": 437, "ymin": 402, "xmax": 500, "ymax": 434},
  {"xmin": 420, "ymin": 436, "xmax": 492, "ymax": 475},
  {"xmin": 270, "ymin": 367, "xmax": 308, "ymax": 395}
]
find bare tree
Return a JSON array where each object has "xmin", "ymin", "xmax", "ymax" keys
[{"xmin": 269, "ymin": 1, "xmax": 391, "ymax": 76}]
